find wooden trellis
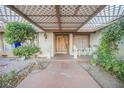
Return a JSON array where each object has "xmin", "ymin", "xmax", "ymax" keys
[{"xmin": 0, "ymin": 5, "xmax": 124, "ymax": 32}]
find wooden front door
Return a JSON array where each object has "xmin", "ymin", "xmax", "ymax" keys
[{"xmin": 55, "ymin": 34, "xmax": 69, "ymax": 54}]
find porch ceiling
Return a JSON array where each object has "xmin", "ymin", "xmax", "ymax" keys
[{"xmin": 0, "ymin": 5, "xmax": 124, "ymax": 32}]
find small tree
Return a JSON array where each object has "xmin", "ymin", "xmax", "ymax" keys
[
  {"xmin": 4, "ymin": 22, "xmax": 36, "ymax": 44},
  {"xmin": 4, "ymin": 22, "xmax": 40, "ymax": 59}
]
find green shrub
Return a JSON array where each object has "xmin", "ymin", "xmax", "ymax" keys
[
  {"xmin": 111, "ymin": 62, "xmax": 120, "ymax": 74},
  {"xmin": 117, "ymin": 62, "xmax": 124, "ymax": 80},
  {"xmin": 96, "ymin": 19, "xmax": 124, "ymax": 81},
  {"xmin": 13, "ymin": 45, "xmax": 40, "ymax": 58},
  {"xmin": 4, "ymin": 22, "xmax": 36, "ymax": 44},
  {"xmin": 4, "ymin": 22, "xmax": 41, "ymax": 58}
]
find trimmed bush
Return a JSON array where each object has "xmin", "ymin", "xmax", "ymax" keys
[{"xmin": 13, "ymin": 45, "xmax": 40, "ymax": 59}]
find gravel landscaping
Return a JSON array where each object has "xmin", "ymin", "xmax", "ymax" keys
[
  {"xmin": 79, "ymin": 62, "xmax": 124, "ymax": 88},
  {"xmin": 0, "ymin": 58, "xmax": 49, "ymax": 88}
]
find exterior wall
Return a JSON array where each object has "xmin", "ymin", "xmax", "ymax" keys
[
  {"xmin": 117, "ymin": 39, "xmax": 124, "ymax": 59},
  {"xmin": 38, "ymin": 33, "xmax": 90, "ymax": 57},
  {"xmin": 0, "ymin": 33, "xmax": 3, "ymax": 52},
  {"xmin": 0, "ymin": 32, "xmax": 15, "ymax": 57},
  {"xmin": 38, "ymin": 32, "xmax": 54, "ymax": 57},
  {"xmin": 0, "ymin": 32, "xmax": 13, "ymax": 52},
  {"xmin": 90, "ymin": 31, "xmax": 102, "ymax": 48},
  {"xmin": 69, "ymin": 33, "xmax": 73, "ymax": 55}
]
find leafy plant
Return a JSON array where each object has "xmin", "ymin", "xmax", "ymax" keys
[
  {"xmin": 91, "ymin": 52, "xmax": 98, "ymax": 65},
  {"xmin": 13, "ymin": 45, "xmax": 40, "ymax": 59},
  {"xmin": 4, "ymin": 22, "xmax": 41, "ymax": 58},
  {"xmin": 4, "ymin": 22, "xmax": 36, "ymax": 44},
  {"xmin": 112, "ymin": 62, "xmax": 120, "ymax": 74},
  {"xmin": 96, "ymin": 18, "xmax": 124, "ymax": 81},
  {"xmin": 0, "ymin": 70, "xmax": 17, "ymax": 88},
  {"xmin": 116, "ymin": 63, "xmax": 124, "ymax": 80}
]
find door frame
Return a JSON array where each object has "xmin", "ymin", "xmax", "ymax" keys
[{"xmin": 54, "ymin": 33, "xmax": 69, "ymax": 55}]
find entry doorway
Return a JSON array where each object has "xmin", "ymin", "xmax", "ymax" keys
[{"xmin": 55, "ymin": 34, "xmax": 69, "ymax": 54}]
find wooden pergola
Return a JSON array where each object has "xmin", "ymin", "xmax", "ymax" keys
[{"xmin": 0, "ymin": 5, "xmax": 124, "ymax": 32}]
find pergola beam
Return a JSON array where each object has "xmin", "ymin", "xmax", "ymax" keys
[
  {"xmin": 55, "ymin": 5, "xmax": 61, "ymax": 30},
  {"xmin": 28, "ymin": 15, "xmax": 89, "ymax": 17},
  {"xmin": 6, "ymin": 5, "xmax": 46, "ymax": 31},
  {"xmin": 37, "ymin": 22, "xmax": 116, "ymax": 24},
  {"xmin": 45, "ymin": 29, "xmax": 76, "ymax": 32},
  {"xmin": 76, "ymin": 5, "xmax": 107, "ymax": 32},
  {"xmin": 46, "ymin": 29, "xmax": 95, "ymax": 34},
  {"xmin": 1, "ymin": 14, "xmax": 122, "ymax": 18},
  {"xmin": 54, "ymin": 32, "xmax": 94, "ymax": 34},
  {"xmin": 25, "ymin": 15, "xmax": 123, "ymax": 17}
]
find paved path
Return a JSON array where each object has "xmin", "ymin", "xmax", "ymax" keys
[{"xmin": 17, "ymin": 61, "xmax": 100, "ymax": 88}]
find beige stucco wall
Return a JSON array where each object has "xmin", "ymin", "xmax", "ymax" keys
[
  {"xmin": 69, "ymin": 33, "xmax": 73, "ymax": 55},
  {"xmin": 0, "ymin": 33, "xmax": 3, "ymax": 51},
  {"xmin": 90, "ymin": 31, "xmax": 102, "ymax": 48},
  {"xmin": 117, "ymin": 39, "xmax": 124, "ymax": 59},
  {"xmin": 38, "ymin": 32, "xmax": 73, "ymax": 57},
  {"xmin": 38, "ymin": 32, "xmax": 55, "ymax": 57}
]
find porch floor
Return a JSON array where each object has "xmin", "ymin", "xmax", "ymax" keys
[
  {"xmin": 51, "ymin": 54, "xmax": 92, "ymax": 62},
  {"xmin": 17, "ymin": 58, "xmax": 100, "ymax": 88}
]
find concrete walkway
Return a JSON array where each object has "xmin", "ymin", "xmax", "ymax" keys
[{"xmin": 17, "ymin": 61, "xmax": 100, "ymax": 88}]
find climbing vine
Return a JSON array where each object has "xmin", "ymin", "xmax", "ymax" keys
[{"xmin": 97, "ymin": 19, "xmax": 124, "ymax": 80}]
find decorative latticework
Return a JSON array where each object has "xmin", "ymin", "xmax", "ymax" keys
[
  {"xmin": 28, "ymin": 16, "xmax": 58, "ymax": 23},
  {"xmin": 60, "ymin": 5, "xmax": 78, "ymax": 15},
  {"xmin": 79, "ymin": 5, "xmax": 124, "ymax": 32},
  {"xmin": 0, "ymin": 5, "xmax": 27, "ymax": 22},
  {"xmin": 1, "ymin": 5, "xmax": 124, "ymax": 32},
  {"xmin": 77, "ymin": 5, "xmax": 100, "ymax": 15},
  {"xmin": 15, "ymin": 5, "xmax": 56, "ymax": 15}
]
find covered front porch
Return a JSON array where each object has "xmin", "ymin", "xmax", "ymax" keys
[
  {"xmin": 51, "ymin": 54, "xmax": 91, "ymax": 62},
  {"xmin": 0, "ymin": 5, "xmax": 124, "ymax": 88}
]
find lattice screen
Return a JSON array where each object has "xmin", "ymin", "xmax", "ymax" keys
[
  {"xmin": 77, "ymin": 6, "xmax": 100, "ymax": 15},
  {"xmin": 79, "ymin": 5, "xmax": 124, "ymax": 32},
  {"xmin": 15, "ymin": 5, "xmax": 56, "ymax": 15},
  {"xmin": 60, "ymin": 5, "xmax": 78, "ymax": 15},
  {"xmin": 1, "ymin": 5, "xmax": 124, "ymax": 32},
  {"xmin": 0, "ymin": 5, "xmax": 27, "ymax": 22}
]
